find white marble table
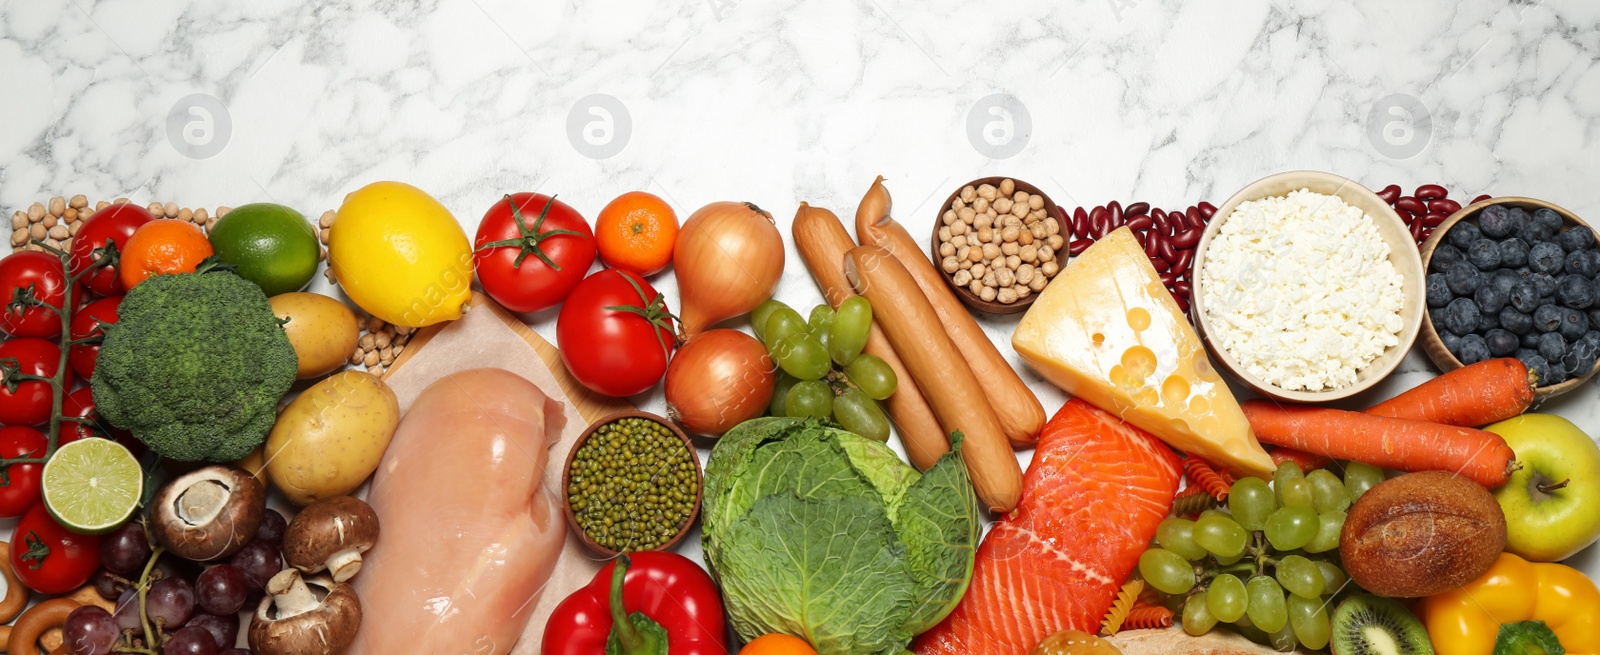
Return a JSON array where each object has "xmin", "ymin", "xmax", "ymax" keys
[{"xmin": 3, "ymin": 0, "xmax": 1598, "ymax": 624}]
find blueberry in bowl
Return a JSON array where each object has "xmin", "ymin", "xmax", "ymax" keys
[{"xmin": 1420, "ymin": 197, "xmax": 1600, "ymax": 398}]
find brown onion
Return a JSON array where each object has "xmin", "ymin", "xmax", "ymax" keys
[
  {"xmin": 664, "ymin": 329, "xmax": 775, "ymax": 436},
  {"xmin": 673, "ymin": 201, "xmax": 784, "ymax": 340}
]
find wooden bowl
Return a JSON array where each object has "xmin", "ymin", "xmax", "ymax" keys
[
  {"xmin": 929, "ymin": 176, "xmax": 1062, "ymax": 314},
  {"xmin": 1191, "ymin": 171, "xmax": 1426, "ymax": 403},
  {"xmin": 1418, "ymin": 197, "xmax": 1600, "ymax": 399},
  {"xmin": 560, "ymin": 410, "xmax": 702, "ymax": 557}
]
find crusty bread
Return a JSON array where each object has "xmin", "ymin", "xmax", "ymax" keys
[{"xmin": 1108, "ymin": 628, "xmax": 1305, "ymax": 655}]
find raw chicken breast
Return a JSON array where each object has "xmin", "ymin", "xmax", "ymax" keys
[{"xmin": 350, "ymin": 368, "xmax": 567, "ymax": 654}]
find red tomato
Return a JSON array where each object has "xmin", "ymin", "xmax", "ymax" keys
[
  {"xmin": 0, "ymin": 426, "xmax": 46, "ymax": 518},
  {"xmin": 70, "ymin": 204, "xmax": 155, "ymax": 297},
  {"xmin": 11, "ymin": 504, "xmax": 100, "ymax": 594},
  {"xmin": 474, "ymin": 193, "xmax": 596, "ymax": 313},
  {"xmin": 0, "ymin": 338, "xmax": 68, "ymax": 426},
  {"xmin": 557, "ymin": 270, "xmax": 675, "ymax": 397},
  {"xmin": 69, "ymin": 296, "xmax": 121, "ymax": 379},
  {"xmin": 61, "ymin": 387, "xmax": 142, "ymax": 457},
  {"xmin": 0, "ymin": 251, "xmax": 69, "ymax": 339}
]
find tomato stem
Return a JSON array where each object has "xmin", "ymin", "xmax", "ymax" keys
[
  {"xmin": 603, "ymin": 272, "xmax": 677, "ymax": 361},
  {"xmin": 475, "ymin": 194, "xmax": 588, "ymax": 270}
]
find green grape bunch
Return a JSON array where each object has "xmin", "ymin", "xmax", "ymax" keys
[
  {"xmin": 1138, "ymin": 460, "xmax": 1386, "ymax": 651},
  {"xmin": 752, "ymin": 297, "xmax": 899, "ymax": 440}
]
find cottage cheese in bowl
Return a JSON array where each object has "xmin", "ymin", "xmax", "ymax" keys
[{"xmin": 1200, "ymin": 189, "xmax": 1407, "ymax": 392}]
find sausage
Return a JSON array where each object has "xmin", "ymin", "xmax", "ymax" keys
[
  {"xmin": 845, "ymin": 245, "xmax": 1022, "ymax": 512},
  {"xmin": 792, "ymin": 203, "xmax": 949, "ymax": 470},
  {"xmin": 856, "ymin": 177, "xmax": 1045, "ymax": 446},
  {"xmin": 8, "ymin": 598, "xmax": 80, "ymax": 655}
]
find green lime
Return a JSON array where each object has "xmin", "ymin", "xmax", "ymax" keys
[
  {"xmin": 208, "ymin": 203, "xmax": 321, "ymax": 296},
  {"xmin": 42, "ymin": 438, "xmax": 143, "ymax": 535}
]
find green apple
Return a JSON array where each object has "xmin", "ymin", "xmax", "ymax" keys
[{"xmin": 1486, "ymin": 413, "xmax": 1600, "ymax": 562}]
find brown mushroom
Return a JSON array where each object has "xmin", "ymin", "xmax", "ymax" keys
[
  {"xmin": 249, "ymin": 569, "xmax": 361, "ymax": 655},
  {"xmin": 153, "ymin": 465, "xmax": 266, "ymax": 562},
  {"xmin": 282, "ymin": 496, "xmax": 379, "ymax": 583}
]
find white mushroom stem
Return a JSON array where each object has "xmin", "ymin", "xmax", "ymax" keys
[
  {"xmin": 325, "ymin": 548, "xmax": 363, "ymax": 583},
  {"xmin": 266, "ymin": 570, "xmax": 322, "ymax": 620}
]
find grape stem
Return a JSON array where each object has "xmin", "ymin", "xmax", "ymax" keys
[{"xmin": 113, "ymin": 520, "xmax": 167, "ymax": 654}]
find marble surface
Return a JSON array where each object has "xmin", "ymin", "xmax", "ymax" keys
[{"xmin": 4, "ymin": 0, "xmax": 1600, "ymax": 645}]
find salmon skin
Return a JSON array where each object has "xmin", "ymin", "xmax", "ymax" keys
[{"xmin": 914, "ymin": 399, "xmax": 1181, "ymax": 655}]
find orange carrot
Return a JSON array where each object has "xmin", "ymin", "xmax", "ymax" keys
[
  {"xmin": 1268, "ymin": 446, "xmax": 1333, "ymax": 472},
  {"xmin": 1365, "ymin": 358, "xmax": 1535, "ymax": 427},
  {"xmin": 1240, "ymin": 400, "xmax": 1516, "ymax": 488}
]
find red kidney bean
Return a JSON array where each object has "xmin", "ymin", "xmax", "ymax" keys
[
  {"xmin": 1415, "ymin": 184, "xmax": 1447, "ymax": 200},
  {"xmin": 1420, "ymin": 227, "xmax": 1434, "ymax": 241},
  {"xmin": 1185, "ymin": 206, "xmax": 1204, "ymax": 228},
  {"xmin": 1159, "ymin": 271, "xmax": 1178, "ymax": 286},
  {"xmin": 1071, "ymin": 207, "xmax": 1089, "ymax": 237},
  {"xmin": 1471, "ymin": 194, "xmax": 1492, "ymax": 204},
  {"xmin": 1395, "ymin": 196, "xmax": 1427, "ymax": 216},
  {"xmin": 1173, "ymin": 249, "xmax": 1194, "ymax": 275},
  {"xmin": 1428, "ymin": 198, "xmax": 1461, "ymax": 214},
  {"xmin": 1157, "ymin": 237, "xmax": 1178, "ymax": 263},
  {"xmin": 1127, "ymin": 202, "xmax": 1150, "ymax": 217},
  {"xmin": 1198, "ymin": 202, "xmax": 1217, "ymax": 218},
  {"xmin": 1090, "ymin": 206, "xmax": 1108, "ymax": 233},
  {"xmin": 1376, "ymin": 184, "xmax": 1402, "ymax": 204},
  {"xmin": 1150, "ymin": 256, "xmax": 1170, "ymax": 272},
  {"xmin": 1152, "ymin": 209, "xmax": 1170, "ymax": 234},
  {"xmin": 1173, "ymin": 279, "xmax": 1191, "ymax": 298},
  {"xmin": 1109, "ymin": 201, "xmax": 1125, "ymax": 229},
  {"xmin": 1409, "ymin": 219, "xmax": 1425, "ymax": 241},
  {"xmin": 1143, "ymin": 233, "xmax": 1160, "ymax": 258},
  {"xmin": 1069, "ymin": 238, "xmax": 1093, "ymax": 255},
  {"xmin": 1171, "ymin": 228, "xmax": 1202, "ymax": 250},
  {"xmin": 1422, "ymin": 211, "xmax": 1448, "ymax": 227},
  {"xmin": 1127, "ymin": 215, "xmax": 1154, "ymax": 232}
]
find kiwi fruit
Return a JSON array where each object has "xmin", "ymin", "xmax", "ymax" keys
[
  {"xmin": 1330, "ymin": 595, "xmax": 1435, "ymax": 655},
  {"xmin": 1340, "ymin": 470, "xmax": 1506, "ymax": 597}
]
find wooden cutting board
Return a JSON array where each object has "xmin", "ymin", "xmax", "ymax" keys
[{"xmin": 377, "ymin": 291, "xmax": 631, "ymax": 654}]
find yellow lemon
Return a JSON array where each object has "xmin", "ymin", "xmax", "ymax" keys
[{"xmin": 329, "ymin": 181, "xmax": 473, "ymax": 328}]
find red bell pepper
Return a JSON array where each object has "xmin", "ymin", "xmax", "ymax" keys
[{"xmin": 542, "ymin": 552, "xmax": 726, "ymax": 655}]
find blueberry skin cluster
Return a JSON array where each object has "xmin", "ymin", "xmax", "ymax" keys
[{"xmin": 1428, "ymin": 206, "xmax": 1600, "ymax": 385}]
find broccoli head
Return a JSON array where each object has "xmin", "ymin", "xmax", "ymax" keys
[{"xmin": 91, "ymin": 270, "xmax": 297, "ymax": 462}]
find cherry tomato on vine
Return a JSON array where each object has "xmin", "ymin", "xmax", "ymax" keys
[
  {"xmin": 0, "ymin": 250, "xmax": 69, "ymax": 339},
  {"xmin": 69, "ymin": 204, "xmax": 155, "ymax": 297},
  {"xmin": 0, "ymin": 338, "xmax": 69, "ymax": 427},
  {"xmin": 474, "ymin": 193, "xmax": 596, "ymax": 313},
  {"xmin": 61, "ymin": 387, "xmax": 140, "ymax": 457},
  {"xmin": 557, "ymin": 269, "xmax": 675, "ymax": 397},
  {"xmin": 0, "ymin": 426, "xmax": 47, "ymax": 518},
  {"xmin": 11, "ymin": 503, "xmax": 100, "ymax": 594},
  {"xmin": 68, "ymin": 295, "xmax": 121, "ymax": 380}
]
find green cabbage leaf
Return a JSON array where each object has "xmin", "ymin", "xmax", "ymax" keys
[{"xmin": 702, "ymin": 418, "xmax": 979, "ymax": 654}]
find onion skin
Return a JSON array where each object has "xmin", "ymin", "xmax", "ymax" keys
[
  {"xmin": 665, "ymin": 329, "xmax": 775, "ymax": 436},
  {"xmin": 673, "ymin": 202, "xmax": 784, "ymax": 340}
]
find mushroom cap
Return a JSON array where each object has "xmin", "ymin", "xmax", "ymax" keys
[
  {"xmin": 152, "ymin": 466, "xmax": 266, "ymax": 562},
  {"xmin": 249, "ymin": 572, "xmax": 362, "ymax": 655},
  {"xmin": 282, "ymin": 496, "xmax": 379, "ymax": 576}
]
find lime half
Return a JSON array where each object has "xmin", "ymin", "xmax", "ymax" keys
[{"xmin": 42, "ymin": 438, "xmax": 143, "ymax": 535}]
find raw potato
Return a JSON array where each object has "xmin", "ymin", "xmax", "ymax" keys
[
  {"xmin": 266, "ymin": 371, "xmax": 400, "ymax": 506},
  {"xmin": 271, "ymin": 292, "xmax": 361, "ymax": 379}
]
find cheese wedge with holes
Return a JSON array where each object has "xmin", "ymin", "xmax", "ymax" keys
[{"xmin": 1012, "ymin": 227, "xmax": 1275, "ymax": 479}]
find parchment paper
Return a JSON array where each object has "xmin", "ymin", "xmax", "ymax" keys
[{"xmin": 381, "ymin": 302, "xmax": 607, "ymax": 655}]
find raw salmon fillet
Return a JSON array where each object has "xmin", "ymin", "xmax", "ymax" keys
[
  {"xmin": 350, "ymin": 368, "xmax": 568, "ymax": 655},
  {"xmin": 915, "ymin": 399, "xmax": 1182, "ymax": 655}
]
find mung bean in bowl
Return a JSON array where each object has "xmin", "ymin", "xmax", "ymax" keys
[{"xmin": 561, "ymin": 410, "xmax": 702, "ymax": 556}]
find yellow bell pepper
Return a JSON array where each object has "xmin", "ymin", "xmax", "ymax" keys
[{"xmin": 1421, "ymin": 553, "xmax": 1600, "ymax": 655}]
